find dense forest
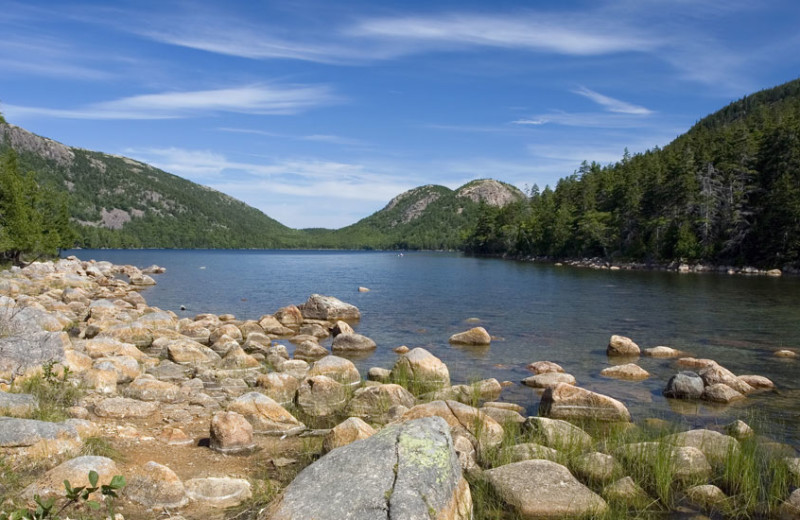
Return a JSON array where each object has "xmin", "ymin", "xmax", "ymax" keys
[{"xmin": 464, "ymin": 78, "xmax": 800, "ymax": 268}]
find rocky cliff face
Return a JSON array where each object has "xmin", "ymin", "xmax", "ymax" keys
[
  {"xmin": 0, "ymin": 123, "xmax": 74, "ymax": 167},
  {"xmin": 456, "ymin": 179, "xmax": 524, "ymax": 207}
]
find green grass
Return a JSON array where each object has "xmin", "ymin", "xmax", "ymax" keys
[{"xmin": 13, "ymin": 362, "xmax": 84, "ymax": 422}]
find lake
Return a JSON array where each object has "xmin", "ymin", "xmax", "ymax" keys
[{"xmin": 66, "ymin": 249, "xmax": 800, "ymax": 445}]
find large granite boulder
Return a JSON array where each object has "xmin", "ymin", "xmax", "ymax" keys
[
  {"xmin": 255, "ymin": 372, "xmax": 300, "ymax": 406},
  {"xmin": 264, "ymin": 416, "xmax": 471, "ymax": 520},
  {"xmin": 296, "ymin": 376, "xmax": 348, "ymax": 417},
  {"xmin": 663, "ymin": 429, "xmax": 740, "ymax": 465},
  {"xmin": 524, "ymin": 417, "xmax": 592, "ymax": 451},
  {"xmin": 307, "ymin": 355, "xmax": 361, "ymax": 387},
  {"xmin": 539, "ymin": 383, "xmax": 631, "ymax": 422},
  {"xmin": 0, "ymin": 391, "xmax": 38, "ymax": 417},
  {"xmin": 346, "ymin": 384, "xmax": 416, "ymax": 423},
  {"xmin": 125, "ymin": 461, "xmax": 187, "ymax": 509},
  {"xmin": 322, "ymin": 417, "xmax": 376, "ymax": 452},
  {"xmin": 210, "ymin": 411, "xmax": 255, "ymax": 453},
  {"xmin": 485, "ymin": 459, "xmax": 607, "ymax": 519},
  {"xmin": 699, "ymin": 364, "xmax": 753, "ymax": 394},
  {"xmin": 22, "ymin": 456, "xmax": 119, "ymax": 501},
  {"xmin": 297, "ymin": 294, "xmax": 361, "ymax": 321}
]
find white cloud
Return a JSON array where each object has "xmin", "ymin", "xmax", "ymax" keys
[
  {"xmin": 512, "ymin": 111, "xmax": 656, "ymax": 129},
  {"xmin": 572, "ymin": 86, "xmax": 653, "ymax": 115},
  {"xmin": 351, "ymin": 13, "xmax": 656, "ymax": 56},
  {"xmin": 4, "ymin": 84, "xmax": 339, "ymax": 120}
]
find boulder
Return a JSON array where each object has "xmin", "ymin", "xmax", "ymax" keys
[
  {"xmin": 401, "ymin": 400, "xmax": 504, "ymax": 450},
  {"xmin": 258, "ymin": 315, "xmax": 295, "ymax": 336},
  {"xmin": 663, "ymin": 429, "xmax": 740, "ymax": 465},
  {"xmin": 97, "ymin": 322, "xmax": 153, "ymax": 348},
  {"xmin": 573, "ymin": 452, "xmax": 620, "ymax": 484},
  {"xmin": 255, "ymin": 372, "xmax": 300, "ymax": 406},
  {"xmin": 220, "ymin": 346, "xmax": 261, "ymax": 369},
  {"xmin": 642, "ymin": 346, "xmax": 684, "ymax": 358},
  {"xmin": 22, "ymin": 456, "xmax": 118, "ymax": 501},
  {"xmin": 296, "ymin": 376, "xmax": 348, "ymax": 417},
  {"xmin": 0, "ymin": 417, "xmax": 82, "ymax": 447},
  {"xmin": 737, "ymin": 374, "xmax": 775, "ymax": 390},
  {"xmin": 607, "ymin": 335, "xmax": 640, "ymax": 356},
  {"xmin": 0, "ymin": 331, "xmax": 70, "ymax": 379},
  {"xmin": 209, "ymin": 323, "xmax": 243, "ymax": 344},
  {"xmin": 331, "ymin": 333, "xmax": 377, "ymax": 352},
  {"xmin": 367, "ymin": 367, "xmax": 391, "ymax": 383},
  {"xmin": 167, "ymin": 339, "xmax": 222, "ymax": 365},
  {"xmin": 677, "ymin": 357, "xmax": 718, "ymax": 369},
  {"xmin": 426, "ymin": 379, "xmax": 503, "ymax": 404},
  {"xmin": 699, "ymin": 364, "xmax": 753, "ymax": 394},
  {"xmin": 297, "ymin": 294, "xmax": 361, "ymax": 321},
  {"xmin": 322, "ymin": 417, "xmax": 376, "ymax": 452},
  {"xmin": 480, "ymin": 406, "xmax": 526, "ymax": 426},
  {"xmin": 277, "ymin": 359, "xmax": 309, "ymax": 380},
  {"xmin": 227, "ymin": 392, "xmax": 305, "ymax": 435},
  {"xmin": 92, "ymin": 355, "xmax": 141, "ymax": 383},
  {"xmin": 600, "ymin": 363, "xmax": 650, "ymax": 381},
  {"xmin": 615, "ymin": 442, "xmax": 711, "ymax": 482},
  {"xmin": 391, "ymin": 347, "xmax": 450, "ymax": 392},
  {"xmin": 264, "ymin": 416, "xmax": 471, "ymax": 520},
  {"xmin": 124, "ymin": 377, "xmax": 181, "ymax": 402},
  {"xmin": 94, "ymin": 397, "xmax": 158, "ymax": 419},
  {"xmin": 524, "ymin": 416, "xmax": 593, "ymax": 451},
  {"xmin": 522, "ymin": 372, "xmax": 576, "ymax": 388},
  {"xmin": 448, "ymin": 327, "xmax": 491, "ymax": 346},
  {"xmin": 775, "ymin": 349, "xmax": 798, "ymax": 358},
  {"xmin": 273, "ymin": 306, "xmax": 304, "ymax": 330},
  {"xmin": 539, "ymin": 383, "xmax": 631, "ymax": 422},
  {"xmin": 663, "ymin": 371, "xmax": 705, "ymax": 399},
  {"xmin": 0, "ymin": 391, "xmax": 38, "ymax": 417},
  {"xmin": 346, "ymin": 384, "xmax": 416, "ymax": 423},
  {"xmin": 485, "ymin": 459, "xmax": 607, "ymax": 519},
  {"xmin": 685, "ymin": 484, "xmax": 730, "ymax": 513},
  {"xmin": 83, "ymin": 338, "xmax": 147, "ymax": 360},
  {"xmin": 185, "ymin": 477, "xmax": 252, "ymax": 509},
  {"xmin": 307, "ymin": 355, "xmax": 361, "ymax": 387},
  {"xmin": 502, "ymin": 442, "xmax": 559, "ymax": 463},
  {"xmin": 329, "ymin": 320, "xmax": 354, "ymax": 337},
  {"xmin": 526, "ymin": 361, "xmax": 564, "ymax": 374},
  {"xmin": 298, "ymin": 322, "xmax": 330, "ymax": 339},
  {"xmin": 602, "ymin": 476, "xmax": 652, "ymax": 508},
  {"xmin": 210, "ymin": 411, "xmax": 255, "ymax": 453},
  {"xmin": 294, "ymin": 340, "xmax": 329, "ymax": 362},
  {"xmin": 126, "ymin": 461, "xmax": 187, "ymax": 509},
  {"xmin": 702, "ymin": 383, "xmax": 746, "ymax": 403}
]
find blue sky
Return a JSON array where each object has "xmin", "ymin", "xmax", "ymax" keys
[{"xmin": 2, "ymin": 1, "xmax": 799, "ymax": 229}]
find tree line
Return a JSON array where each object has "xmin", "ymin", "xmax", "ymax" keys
[{"xmin": 464, "ymin": 79, "xmax": 800, "ymax": 268}]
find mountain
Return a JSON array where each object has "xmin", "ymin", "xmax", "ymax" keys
[
  {"xmin": 464, "ymin": 77, "xmax": 800, "ymax": 268},
  {"xmin": 0, "ymin": 122, "xmax": 298, "ymax": 248},
  {"xmin": 310, "ymin": 179, "xmax": 524, "ymax": 250}
]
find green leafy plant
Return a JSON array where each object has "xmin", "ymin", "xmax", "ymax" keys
[{"xmin": 0, "ymin": 471, "xmax": 125, "ymax": 520}]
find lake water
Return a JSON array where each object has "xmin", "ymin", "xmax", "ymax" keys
[{"xmin": 67, "ymin": 249, "xmax": 800, "ymax": 446}]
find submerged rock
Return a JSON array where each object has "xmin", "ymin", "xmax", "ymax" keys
[
  {"xmin": 607, "ymin": 335, "xmax": 640, "ymax": 356},
  {"xmin": 449, "ymin": 327, "xmax": 491, "ymax": 346}
]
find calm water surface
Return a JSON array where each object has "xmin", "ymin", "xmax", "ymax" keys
[{"xmin": 67, "ymin": 249, "xmax": 800, "ymax": 445}]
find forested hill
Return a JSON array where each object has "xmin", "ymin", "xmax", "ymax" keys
[
  {"xmin": 465, "ymin": 78, "xmax": 800, "ymax": 268},
  {"xmin": 0, "ymin": 122, "xmax": 298, "ymax": 249},
  {"xmin": 306, "ymin": 179, "xmax": 524, "ymax": 250}
]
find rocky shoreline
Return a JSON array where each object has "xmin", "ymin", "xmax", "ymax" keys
[{"xmin": 1, "ymin": 257, "xmax": 799, "ymax": 519}]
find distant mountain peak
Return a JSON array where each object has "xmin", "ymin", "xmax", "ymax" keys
[{"xmin": 456, "ymin": 178, "xmax": 524, "ymax": 207}]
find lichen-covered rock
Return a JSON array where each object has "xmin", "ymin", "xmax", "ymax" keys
[
  {"xmin": 449, "ymin": 327, "xmax": 491, "ymax": 346},
  {"xmin": 540, "ymin": 383, "xmax": 631, "ymax": 422},
  {"xmin": 94, "ymin": 397, "xmax": 158, "ymax": 418},
  {"xmin": 0, "ymin": 391, "xmax": 38, "ymax": 417},
  {"xmin": 485, "ymin": 459, "xmax": 607, "ymax": 519},
  {"xmin": 264, "ymin": 416, "xmax": 471, "ymax": 520},
  {"xmin": 607, "ymin": 335, "xmax": 640, "ymax": 356},
  {"xmin": 0, "ymin": 331, "xmax": 71, "ymax": 379}
]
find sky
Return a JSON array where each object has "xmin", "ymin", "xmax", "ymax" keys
[{"xmin": 2, "ymin": 1, "xmax": 799, "ymax": 229}]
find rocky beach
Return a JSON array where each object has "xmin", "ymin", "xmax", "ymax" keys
[{"xmin": 1, "ymin": 257, "xmax": 799, "ymax": 520}]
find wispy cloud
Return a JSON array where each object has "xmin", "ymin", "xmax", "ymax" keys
[
  {"xmin": 571, "ymin": 86, "xmax": 652, "ymax": 115},
  {"xmin": 351, "ymin": 13, "xmax": 656, "ymax": 56},
  {"xmin": 512, "ymin": 111, "xmax": 656, "ymax": 129},
  {"xmin": 4, "ymin": 84, "xmax": 340, "ymax": 120},
  {"xmin": 218, "ymin": 127, "xmax": 366, "ymax": 147}
]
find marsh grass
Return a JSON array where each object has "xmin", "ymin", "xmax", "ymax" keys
[
  {"xmin": 80, "ymin": 436, "xmax": 123, "ymax": 461},
  {"xmin": 13, "ymin": 362, "xmax": 84, "ymax": 423}
]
